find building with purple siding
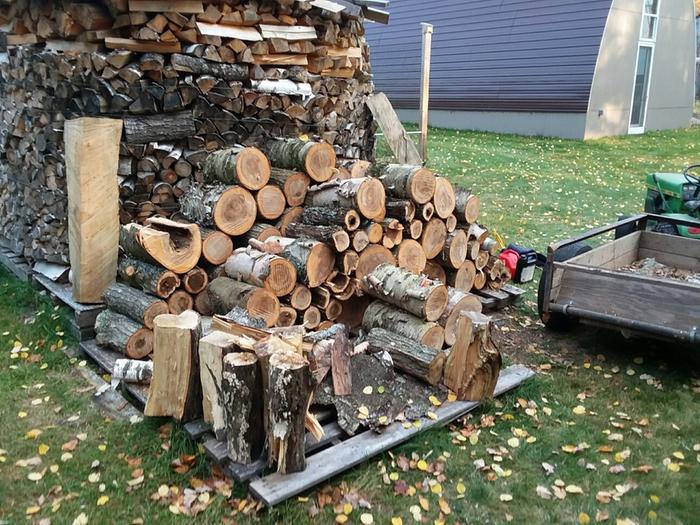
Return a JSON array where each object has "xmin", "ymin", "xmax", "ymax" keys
[{"xmin": 365, "ymin": 0, "xmax": 696, "ymax": 139}]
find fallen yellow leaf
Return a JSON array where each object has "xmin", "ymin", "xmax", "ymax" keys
[
  {"xmin": 572, "ymin": 405, "xmax": 586, "ymax": 415},
  {"xmin": 456, "ymin": 482, "xmax": 466, "ymax": 495},
  {"xmin": 417, "ymin": 459, "xmax": 428, "ymax": 471},
  {"xmin": 26, "ymin": 506, "xmax": 41, "ymax": 515},
  {"xmin": 391, "ymin": 518, "xmax": 403, "ymax": 525},
  {"xmin": 578, "ymin": 512, "xmax": 590, "ymax": 524},
  {"xmin": 666, "ymin": 462, "xmax": 680, "ymax": 472},
  {"xmin": 25, "ymin": 429, "xmax": 42, "ymax": 440},
  {"xmin": 431, "ymin": 483, "xmax": 442, "ymax": 494},
  {"xmin": 343, "ymin": 503, "xmax": 353, "ymax": 515},
  {"xmin": 38, "ymin": 444, "xmax": 49, "ymax": 456},
  {"xmin": 97, "ymin": 495, "xmax": 109, "ymax": 506}
]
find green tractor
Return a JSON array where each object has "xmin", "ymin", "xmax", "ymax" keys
[{"xmin": 644, "ymin": 165, "xmax": 700, "ymax": 238}]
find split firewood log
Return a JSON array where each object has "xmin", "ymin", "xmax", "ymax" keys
[
  {"xmin": 118, "ymin": 256, "xmax": 180, "ymax": 299},
  {"xmin": 285, "ymin": 222, "xmax": 350, "ymax": 252},
  {"xmin": 265, "ymin": 138, "xmax": 336, "ymax": 183},
  {"xmin": 301, "ymin": 206, "xmax": 361, "ymax": 231},
  {"xmin": 250, "ymin": 236, "xmax": 335, "ymax": 288},
  {"xmin": 200, "ymin": 227, "xmax": 233, "ymax": 266},
  {"xmin": 305, "ymin": 178, "xmax": 386, "ymax": 220},
  {"xmin": 367, "ymin": 328, "xmax": 445, "ymax": 386},
  {"xmin": 362, "ymin": 301, "xmax": 445, "ymax": 350},
  {"xmin": 376, "ymin": 164, "xmax": 436, "ymax": 204},
  {"xmin": 103, "ymin": 282, "xmax": 168, "ymax": 329},
  {"xmin": 145, "ymin": 310, "xmax": 202, "ymax": 421},
  {"xmin": 268, "ymin": 167, "xmax": 310, "ymax": 207},
  {"xmin": 203, "ymin": 146, "xmax": 270, "ymax": 191},
  {"xmin": 95, "ymin": 309, "xmax": 153, "ymax": 359},
  {"xmin": 439, "ymin": 287, "xmax": 483, "ymax": 346},
  {"xmin": 330, "ymin": 325, "xmax": 352, "ymax": 395},
  {"xmin": 362, "ymin": 264, "xmax": 448, "ymax": 322},
  {"xmin": 120, "ymin": 217, "xmax": 201, "ymax": 273},
  {"xmin": 208, "ymin": 276, "xmax": 280, "ymax": 327},
  {"xmin": 224, "ymin": 247, "xmax": 297, "ymax": 297},
  {"xmin": 179, "ymin": 184, "xmax": 257, "ymax": 236}
]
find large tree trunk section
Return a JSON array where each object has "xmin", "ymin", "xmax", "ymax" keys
[
  {"xmin": 439, "ymin": 287, "xmax": 483, "ymax": 346},
  {"xmin": 268, "ymin": 350, "xmax": 314, "ymax": 473},
  {"xmin": 285, "ymin": 223, "xmax": 350, "ymax": 252},
  {"xmin": 460, "ymin": 312, "xmax": 501, "ymax": 401},
  {"xmin": 276, "ymin": 206, "xmax": 304, "ymax": 236},
  {"xmin": 454, "ymin": 189, "xmax": 480, "ymax": 224},
  {"xmin": 377, "ymin": 164, "xmax": 436, "ymax": 204},
  {"xmin": 203, "ymin": 146, "xmax": 270, "ymax": 191},
  {"xmin": 95, "ymin": 309, "xmax": 153, "ymax": 359},
  {"xmin": 179, "ymin": 184, "xmax": 256, "ymax": 236},
  {"xmin": 168, "ymin": 290, "xmax": 194, "ymax": 315},
  {"xmin": 198, "ymin": 331, "xmax": 239, "ymax": 440},
  {"xmin": 289, "ymin": 284, "xmax": 312, "ymax": 311},
  {"xmin": 145, "ymin": 310, "xmax": 202, "ymax": 422},
  {"xmin": 330, "ymin": 325, "xmax": 352, "ymax": 396},
  {"xmin": 183, "ymin": 267, "xmax": 209, "ymax": 294},
  {"xmin": 103, "ymin": 282, "xmax": 168, "ymax": 329},
  {"xmin": 385, "ymin": 199, "xmax": 416, "ymax": 222},
  {"xmin": 113, "ymin": 359, "xmax": 153, "ymax": 384},
  {"xmin": 120, "ymin": 217, "xmax": 202, "ymax": 273},
  {"xmin": 362, "ymin": 301, "xmax": 445, "ymax": 350},
  {"xmin": 245, "ymin": 223, "xmax": 281, "ymax": 243},
  {"xmin": 305, "ymin": 178, "xmax": 385, "ymax": 220},
  {"xmin": 433, "ymin": 177, "xmax": 456, "ymax": 219},
  {"xmin": 392, "ymin": 238, "xmax": 426, "ymax": 275},
  {"xmin": 277, "ymin": 306, "xmax": 298, "ymax": 327},
  {"xmin": 118, "ymin": 256, "xmax": 180, "ymax": 299},
  {"xmin": 222, "ymin": 352, "xmax": 264, "ymax": 464},
  {"xmin": 269, "ymin": 168, "xmax": 310, "ymax": 207},
  {"xmin": 447, "ymin": 260, "xmax": 477, "ymax": 292},
  {"xmin": 362, "ymin": 263, "xmax": 448, "ymax": 322},
  {"xmin": 224, "ymin": 247, "xmax": 297, "ymax": 297},
  {"xmin": 208, "ymin": 276, "xmax": 280, "ymax": 327},
  {"xmin": 420, "ymin": 218, "xmax": 447, "ymax": 260},
  {"xmin": 423, "ymin": 259, "xmax": 447, "ymax": 284},
  {"xmin": 355, "ymin": 245, "xmax": 396, "ymax": 281},
  {"xmin": 201, "ymin": 228, "xmax": 233, "ymax": 266},
  {"xmin": 265, "ymin": 139, "xmax": 336, "ymax": 183},
  {"xmin": 438, "ymin": 229, "xmax": 468, "ymax": 270},
  {"xmin": 255, "ymin": 184, "xmax": 287, "ymax": 220},
  {"xmin": 301, "ymin": 206, "xmax": 361, "ymax": 231},
  {"xmin": 367, "ymin": 328, "xmax": 445, "ymax": 386},
  {"xmin": 252, "ymin": 236, "xmax": 335, "ymax": 288}
]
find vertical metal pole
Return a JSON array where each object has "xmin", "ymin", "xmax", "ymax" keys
[{"xmin": 419, "ymin": 23, "xmax": 433, "ymax": 164}]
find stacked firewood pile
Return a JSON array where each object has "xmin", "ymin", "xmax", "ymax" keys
[{"xmin": 0, "ymin": 0, "xmax": 378, "ymax": 262}]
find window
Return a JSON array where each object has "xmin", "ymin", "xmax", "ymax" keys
[{"xmin": 641, "ymin": 0, "xmax": 659, "ymax": 41}]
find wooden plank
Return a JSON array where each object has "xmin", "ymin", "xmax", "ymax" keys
[
  {"xmin": 0, "ymin": 247, "xmax": 31, "ymax": 282},
  {"xmin": 320, "ymin": 68, "xmax": 353, "ymax": 78},
  {"xmin": 33, "ymin": 274, "xmax": 105, "ymax": 326},
  {"xmin": 418, "ymin": 23, "xmax": 433, "ymax": 162},
  {"xmin": 259, "ymin": 24, "xmax": 317, "ymax": 41},
  {"xmin": 501, "ymin": 283, "xmax": 525, "ymax": 302},
  {"xmin": 363, "ymin": 6, "xmax": 390, "ymax": 24},
  {"xmin": 366, "ymin": 93, "xmax": 422, "ymax": 165},
  {"xmin": 7, "ymin": 34, "xmax": 40, "ymax": 45},
  {"xmin": 250, "ymin": 365, "xmax": 535, "ymax": 506},
  {"xmin": 128, "ymin": 0, "xmax": 203, "ymax": 13},
  {"xmin": 326, "ymin": 47, "xmax": 362, "ymax": 59},
  {"xmin": 195, "ymin": 22, "xmax": 262, "ymax": 41},
  {"xmin": 638, "ymin": 231, "xmax": 700, "ymax": 271},
  {"xmin": 310, "ymin": 0, "xmax": 346, "ymax": 13},
  {"xmin": 253, "ymin": 54, "xmax": 308, "ymax": 66},
  {"xmin": 45, "ymin": 40, "xmax": 100, "ymax": 53},
  {"xmin": 65, "ymin": 118, "xmax": 122, "ymax": 304},
  {"xmin": 475, "ymin": 288, "xmax": 510, "ymax": 309},
  {"xmin": 184, "ymin": 419, "xmax": 211, "ymax": 440},
  {"xmin": 105, "ymin": 37, "xmax": 181, "ymax": 54},
  {"xmin": 565, "ymin": 231, "xmax": 641, "ymax": 269}
]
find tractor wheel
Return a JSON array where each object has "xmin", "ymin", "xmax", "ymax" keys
[{"xmin": 537, "ymin": 242, "xmax": 592, "ymax": 331}]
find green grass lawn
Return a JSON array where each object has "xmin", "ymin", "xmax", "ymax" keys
[{"xmin": 1, "ymin": 127, "xmax": 699, "ymax": 524}]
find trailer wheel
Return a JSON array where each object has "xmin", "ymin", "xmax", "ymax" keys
[{"xmin": 537, "ymin": 242, "xmax": 592, "ymax": 331}]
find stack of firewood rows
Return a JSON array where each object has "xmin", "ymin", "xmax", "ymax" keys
[{"xmin": 0, "ymin": 0, "xmax": 378, "ymax": 263}]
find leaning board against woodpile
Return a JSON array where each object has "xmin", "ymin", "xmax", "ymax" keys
[{"xmin": 0, "ymin": 0, "xmax": 382, "ymax": 263}]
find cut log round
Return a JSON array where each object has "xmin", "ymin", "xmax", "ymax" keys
[
  {"xmin": 168, "ymin": 290, "xmax": 194, "ymax": 314},
  {"xmin": 256, "ymin": 184, "xmax": 287, "ymax": 220},
  {"xmin": 289, "ymin": 284, "xmax": 312, "ymax": 311},
  {"xmin": 118, "ymin": 256, "xmax": 180, "ymax": 299},
  {"xmin": 393, "ymin": 239, "xmax": 427, "ymax": 275},
  {"xmin": 305, "ymin": 178, "xmax": 385, "ymax": 220},
  {"xmin": 378, "ymin": 164, "xmax": 436, "ymax": 204},
  {"xmin": 246, "ymin": 223, "xmax": 281, "ymax": 243},
  {"xmin": 364, "ymin": 222, "xmax": 383, "ymax": 244},
  {"xmin": 266, "ymin": 139, "xmax": 336, "ymax": 183},
  {"xmin": 120, "ymin": 217, "xmax": 202, "ymax": 273},
  {"xmin": 445, "ymin": 214, "xmax": 458, "ymax": 233},
  {"xmin": 439, "ymin": 287, "xmax": 483, "ymax": 346},
  {"xmin": 269, "ymin": 167, "xmax": 310, "ymax": 207},
  {"xmin": 408, "ymin": 219, "xmax": 423, "ymax": 240},
  {"xmin": 448, "ymin": 260, "xmax": 477, "ymax": 291},
  {"xmin": 203, "ymin": 146, "xmax": 270, "ymax": 191},
  {"xmin": 423, "ymin": 259, "xmax": 447, "ymax": 284},
  {"xmin": 301, "ymin": 206, "xmax": 361, "ymax": 231},
  {"xmin": 417, "ymin": 202, "xmax": 435, "ymax": 222},
  {"xmin": 325, "ymin": 299, "xmax": 343, "ymax": 321},
  {"xmin": 355, "ymin": 244, "xmax": 396, "ymax": 281},
  {"xmin": 473, "ymin": 270, "xmax": 487, "ymax": 290},
  {"xmin": 285, "ymin": 223, "xmax": 350, "ymax": 253},
  {"xmin": 468, "ymin": 223, "xmax": 489, "ymax": 244},
  {"xmin": 208, "ymin": 276, "xmax": 280, "ymax": 327},
  {"xmin": 179, "ymin": 184, "xmax": 257, "ymax": 236},
  {"xmin": 224, "ymin": 247, "xmax": 297, "ymax": 297},
  {"xmin": 420, "ymin": 218, "xmax": 448, "ymax": 260},
  {"xmin": 303, "ymin": 306, "xmax": 322, "ymax": 329},
  {"xmin": 277, "ymin": 306, "xmax": 298, "ymax": 327},
  {"xmin": 362, "ymin": 263, "xmax": 448, "ymax": 322},
  {"xmin": 455, "ymin": 189, "xmax": 480, "ymax": 224},
  {"xmin": 475, "ymin": 250, "xmax": 490, "ymax": 270},
  {"xmin": 183, "ymin": 267, "xmax": 209, "ymax": 294},
  {"xmin": 194, "ymin": 290, "xmax": 213, "ymax": 316},
  {"xmin": 362, "ymin": 301, "xmax": 445, "ymax": 350},
  {"xmin": 467, "ymin": 240, "xmax": 482, "ymax": 262},
  {"xmin": 438, "ymin": 229, "xmax": 468, "ymax": 270},
  {"xmin": 385, "ymin": 199, "xmax": 416, "ymax": 222},
  {"xmin": 222, "ymin": 352, "xmax": 264, "ymax": 464},
  {"xmin": 433, "ymin": 176, "xmax": 456, "ymax": 219},
  {"xmin": 367, "ymin": 328, "xmax": 445, "ymax": 386},
  {"xmin": 103, "ymin": 282, "xmax": 168, "ymax": 329},
  {"xmin": 338, "ymin": 250, "xmax": 360, "ymax": 275},
  {"xmin": 200, "ymin": 227, "xmax": 233, "ymax": 265},
  {"xmin": 95, "ymin": 309, "xmax": 153, "ymax": 359},
  {"xmin": 352, "ymin": 230, "xmax": 370, "ymax": 252},
  {"xmin": 481, "ymin": 237, "xmax": 500, "ymax": 256},
  {"xmin": 252, "ymin": 236, "xmax": 335, "ymax": 288}
]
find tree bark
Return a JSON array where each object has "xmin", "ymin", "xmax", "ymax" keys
[
  {"xmin": 362, "ymin": 301, "xmax": 445, "ymax": 350},
  {"xmin": 362, "ymin": 263, "xmax": 448, "ymax": 322},
  {"xmin": 367, "ymin": 328, "xmax": 445, "ymax": 386},
  {"xmin": 95, "ymin": 309, "xmax": 153, "ymax": 359},
  {"xmin": 118, "ymin": 256, "xmax": 181, "ymax": 299},
  {"xmin": 179, "ymin": 184, "xmax": 257, "ymax": 236},
  {"xmin": 203, "ymin": 146, "xmax": 270, "ymax": 191},
  {"xmin": 222, "ymin": 352, "xmax": 264, "ymax": 464},
  {"xmin": 224, "ymin": 247, "xmax": 297, "ymax": 297},
  {"xmin": 455, "ymin": 189, "xmax": 480, "ymax": 224},
  {"xmin": 208, "ymin": 276, "xmax": 280, "ymax": 327},
  {"xmin": 269, "ymin": 167, "xmax": 310, "ymax": 207},
  {"xmin": 377, "ymin": 164, "xmax": 436, "ymax": 204},
  {"xmin": 330, "ymin": 325, "xmax": 352, "ymax": 395},
  {"xmin": 103, "ymin": 282, "xmax": 168, "ymax": 329},
  {"xmin": 122, "ymin": 110, "xmax": 196, "ymax": 143},
  {"xmin": 285, "ymin": 222, "xmax": 350, "ymax": 252},
  {"xmin": 199, "ymin": 331, "xmax": 240, "ymax": 440},
  {"xmin": 301, "ymin": 206, "xmax": 361, "ymax": 231},
  {"xmin": 171, "ymin": 53, "xmax": 249, "ymax": 80},
  {"xmin": 305, "ymin": 178, "xmax": 385, "ymax": 220},
  {"xmin": 265, "ymin": 138, "xmax": 336, "ymax": 183},
  {"xmin": 113, "ymin": 358, "xmax": 153, "ymax": 384},
  {"xmin": 439, "ymin": 287, "xmax": 483, "ymax": 346}
]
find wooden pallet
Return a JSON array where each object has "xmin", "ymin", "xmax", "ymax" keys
[
  {"xmin": 0, "ymin": 246, "xmax": 32, "ymax": 282},
  {"xmin": 34, "ymin": 275, "xmax": 105, "ymax": 341},
  {"xmin": 478, "ymin": 283, "xmax": 526, "ymax": 311}
]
